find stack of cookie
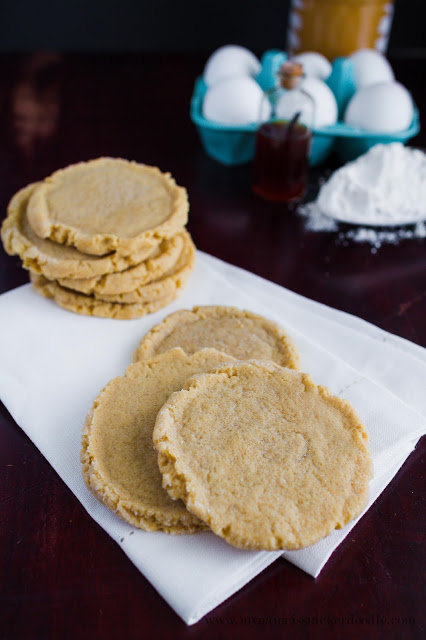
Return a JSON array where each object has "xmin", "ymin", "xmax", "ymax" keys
[
  {"xmin": 1, "ymin": 158, "xmax": 195, "ymax": 319},
  {"xmin": 81, "ymin": 306, "xmax": 373, "ymax": 551}
]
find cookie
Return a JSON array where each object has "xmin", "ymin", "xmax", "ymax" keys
[
  {"xmin": 1, "ymin": 184, "xmax": 160, "ymax": 280},
  {"xmin": 133, "ymin": 306, "xmax": 300, "ymax": 369},
  {"xmin": 87, "ymin": 231, "xmax": 195, "ymax": 304},
  {"xmin": 81, "ymin": 348, "xmax": 235, "ymax": 532},
  {"xmin": 57, "ymin": 231, "xmax": 186, "ymax": 296},
  {"xmin": 31, "ymin": 273, "xmax": 177, "ymax": 320},
  {"xmin": 153, "ymin": 361, "xmax": 373, "ymax": 550},
  {"xmin": 26, "ymin": 158, "xmax": 188, "ymax": 256}
]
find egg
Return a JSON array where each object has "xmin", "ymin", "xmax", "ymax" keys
[
  {"xmin": 350, "ymin": 49, "xmax": 394, "ymax": 88},
  {"xmin": 203, "ymin": 45, "xmax": 261, "ymax": 87},
  {"xmin": 291, "ymin": 52, "xmax": 332, "ymax": 81},
  {"xmin": 202, "ymin": 76, "xmax": 271, "ymax": 125},
  {"xmin": 275, "ymin": 77, "xmax": 338, "ymax": 128},
  {"xmin": 344, "ymin": 82, "xmax": 413, "ymax": 132}
]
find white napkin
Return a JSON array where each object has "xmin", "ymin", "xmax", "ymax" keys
[
  {"xmin": 202, "ymin": 253, "xmax": 426, "ymax": 416},
  {"xmin": 0, "ymin": 251, "xmax": 424, "ymax": 626}
]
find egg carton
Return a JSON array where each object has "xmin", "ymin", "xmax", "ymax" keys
[{"xmin": 190, "ymin": 49, "xmax": 420, "ymax": 166}]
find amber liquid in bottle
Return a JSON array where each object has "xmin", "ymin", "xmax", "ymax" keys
[{"xmin": 251, "ymin": 120, "xmax": 311, "ymax": 203}]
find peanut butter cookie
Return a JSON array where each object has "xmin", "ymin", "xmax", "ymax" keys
[
  {"xmin": 81, "ymin": 348, "xmax": 235, "ymax": 532},
  {"xmin": 1, "ymin": 184, "xmax": 160, "ymax": 280},
  {"xmin": 88, "ymin": 231, "xmax": 195, "ymax": 304},
  {"xmin": 133, "ymin": 306, "xmax": 300, "ymax": 369},
  {"xmin": 31, "ymin": 273, "xmax": 177, "ymax": 319},
  {"xmin": 57, "ymin": 231, "xmax": 186, "ymax": 296},
  {"xmin": 26, "ymin": 158, "xmax": 188, "ymax": 255},
  {"xmin": 153, "ymin": 361, "xmax": 373, "ymax": 550}
]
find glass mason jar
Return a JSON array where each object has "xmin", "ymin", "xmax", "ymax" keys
[
  {"xmin": 251, "ymin": 62, "xmax": 315, "ymax": 203},
  {"xmin": 287, "ymin": 0, "xmax": 395, "ymax": 60}
]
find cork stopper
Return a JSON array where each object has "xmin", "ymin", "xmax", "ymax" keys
[{"xmin": 278, "ymin": 61, "xmax": 303, "ymax": 89}]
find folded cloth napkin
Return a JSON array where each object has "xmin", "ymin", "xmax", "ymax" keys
[
  {"xmin": 0, "ymin": 251, "xmax": 424, "ymax": 625},
  {"xmin": 202, "ymin": 254, "xmax": 426, "ymax": 416}
]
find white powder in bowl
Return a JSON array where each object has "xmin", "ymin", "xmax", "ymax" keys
[{"xmin": 316, "ymin": 143, "xmax": 426, "ymax": 226}]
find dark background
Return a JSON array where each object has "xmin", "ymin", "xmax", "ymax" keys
[
  {"xmin": 0, "ymin": 0, "xmax": 424, "ymax": 55},
  {"xmin": 0, "ymin": 2, "xmax": 425, "ymax": 639}
]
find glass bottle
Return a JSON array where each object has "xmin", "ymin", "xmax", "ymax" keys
[{"xmin": 251, "ymin": 61, "xmax": 314, "ymax": 203}]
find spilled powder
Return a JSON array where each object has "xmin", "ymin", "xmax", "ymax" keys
[{"xmin": 298, "ymin": 201, "xmax": 426, "ymax": 253}]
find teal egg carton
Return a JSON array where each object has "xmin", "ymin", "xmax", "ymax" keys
[{"xmin": 190, "ymin": 49, "xmax": 420, "ymax": 167}]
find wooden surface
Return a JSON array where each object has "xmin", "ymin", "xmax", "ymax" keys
[{"xmin": 0, "ymin": 53, "xmax": 425, "ymax": 640}]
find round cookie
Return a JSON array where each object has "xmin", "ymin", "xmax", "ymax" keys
[
  {"xmin": 1, "ymin": 184, "xmax": 161, "ymax": 280},
  {"xmin": 153, "ymin": 361, "xmax": 373, "ymax": 550},
  {"xmin": 88, "ymin": 231, "xmax": 195, "ymax": 304},
  {"xmin": 26, "ymin": 158, "xmax": 189, "ymax": 256},
  {"xmin": 133, "ymin": 306, "xmax": 300, "ymax": 369},
  {"xmin": 81, "ymin": 348, "xmax": 236, "ymax": 533},
  {"xmin": 57, "ymin": 231, "xmax": 186, "ymax": 296},
  {"xmin": 31, "ymin": 273, "xmax": 177, "ymax": 320}
]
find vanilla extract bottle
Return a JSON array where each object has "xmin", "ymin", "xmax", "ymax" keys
[{"xmin": 251, "ymin": 61, "xmax": 314, "ymax": 203}]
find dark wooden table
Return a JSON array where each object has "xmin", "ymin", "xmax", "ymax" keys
[{"xmin": 0, "ymin": 53, "xmax": 425, "ymax": 640}]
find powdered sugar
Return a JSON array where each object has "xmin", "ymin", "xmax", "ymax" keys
[
  {"xmin": 298, "ymin": 143, "xmax": 426, "ymax": 250},
  {"xmin": 316, "ymin": 143, "xmax": 426, "ymax": 226}
]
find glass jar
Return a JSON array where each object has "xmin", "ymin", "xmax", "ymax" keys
[
  {"xmin": 251, "ymin": 62, "xmax": 314, "ymax": 203},
  {"xmin": 287, "ymin": 0, "xmax": 395, "ymax": 60}
]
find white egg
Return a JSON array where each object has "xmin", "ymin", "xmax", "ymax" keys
[
  {"xmin": 275, "ymin": 77, "xmax": 338, "ymax": 128},
  {"xmin": 344, "ymin": 82, "xmax": 413, "ymax": 132},
  {"xmin": 203, "ymin": 45, "xmax": 261, "ymax": 87},
  {"xmin": 291, "ymin": 52, "xmax": 332, "ymax": 80},
  {"xmin": 202, "ymin": 76, "xmax": 271, "ymax": 125},
  {"xmin": 302, "ymin": 78, "xmax": 338, "ymax": 127},
  {"xmin": 350, "ymin": 49, "xmax": 394, "ymax": 88}
]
